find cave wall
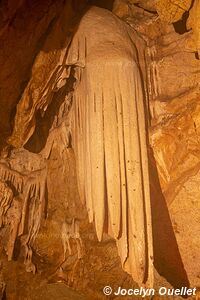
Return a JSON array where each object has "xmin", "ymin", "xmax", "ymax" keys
[
  {"xmin": 114, "ymin": 0, "xmax": 200, "ymax": 290},
  {"xmin": 0, "ymin": 0, "xmax": 86, "ymax": 150}
]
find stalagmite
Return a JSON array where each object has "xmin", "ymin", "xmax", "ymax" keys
[{"xmin": 66, "ymin": 7, "xmax": 154, "ymax": 287}]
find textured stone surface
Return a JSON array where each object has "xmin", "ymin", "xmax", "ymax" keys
[
  {"xmin": 170, "ymin": 170, "xmax": 200, "ymax": 287},
  {"xmin": 112, "ymin": 0, "xmax": 200, "ymax": 293},
  {"xmin": 186, "ymin": 0, "xmax": 200, "ymax": 55},
  {"xmin": 155, "ymin": 0, "xmax": 192, "ymax": 23},
  {"xmin": 31, "ymin": 283, "xmax": 89, "ymax": 300},
  {"xmin": 1, "ymin": 0, "xmax": 200, "ymax": 299},
  {"xmin": 0, "ymin": 0, "xmax": 60, "ymax": 145},
  {"xmin": 0, "ymin": 0, "xmax": 86, "ymax": 150}
]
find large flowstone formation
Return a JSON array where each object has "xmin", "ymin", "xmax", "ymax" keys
[{"xmin": 0, "ymin": 0, "xmax": 200, "ymax": 299}]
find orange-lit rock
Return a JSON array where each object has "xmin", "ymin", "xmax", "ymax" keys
[{"xmin": 1, "ymin": 0, "xmax": 200, "ymax": 299}]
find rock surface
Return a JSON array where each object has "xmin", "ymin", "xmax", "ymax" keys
[
  {"xmin": 0, "ymin": 0, "xmax": 200, "ymax": 299},
  {"xmin": 118, "ymin": 0, "xmax": 200, "ymax": 291}
]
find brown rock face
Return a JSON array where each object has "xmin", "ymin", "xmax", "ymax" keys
[
  {"xmin": 123, "ymin": 0, "xmax": 200, "ymax": 291},
  {"xmin": 0, "ymin": 0, "xmax": 200, "ymax": 299},
  {"xmin": 0, "ymin": 0, "xmax": 57, "ymax": 145},
  {"xmin": 0, "ymin": 0, "xmax": 85, "ymax": 150},
  {"xmin": 155, "ymin": 0, "xmax": 192, "ymax": 23}
]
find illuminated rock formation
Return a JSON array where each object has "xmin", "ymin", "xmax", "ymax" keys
[
  {"xmin": 67, "ymin": 7, "xmax": 153, "ymax": 287},
  {"xmin": 0, "ymin": 161, "xmax": 47, "ymax": 273},
  {"xmin": 0, "ymin": 0, "xmax": 200, "ymax": 299},
  {"xmin": 6, "ymin": 5, "xmax": 154, "ymax": 288}
]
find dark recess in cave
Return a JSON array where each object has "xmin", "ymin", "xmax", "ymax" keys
[
  {"xmin": 133, "ymin": 3, "xmax": 158, "ymax": 15},
  {"xmin": 173, "ymin": 0, "xmax": 195, "ymax": 34},
  {"xmin": 173, "ymin": 11, "xmax": 190, "ymax": 34},
  {"xmin": 25, "ymin": 71, "xmax": 76, "ymax": 153},
  {"xmin": 87, "ymin": 0, "xmax": 114, "ymax": 10},
  {"xmin": 2, "ymin": 290, "xmax": 6, "ymax": 300},
  {"xmin": 149, "ymin": 148, "xmax": 190, "ymax": 290},
  {"xmin": 195, "ymin": 52, "xmax": 199, "ymax": 59}
]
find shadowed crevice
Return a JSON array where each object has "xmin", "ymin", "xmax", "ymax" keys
[{"xmin": 149, "ymin": 147, "xmax": 189, "ymax": 289}]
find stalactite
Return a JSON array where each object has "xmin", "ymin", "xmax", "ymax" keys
[
  {"xmin": 0, "ymin": 162, "xmax": 24, "ymax": 193},
  {"xmin": 0, "ymin": 181, "xmax": 13, "ymax": 228},
  {"xmin": 19, "ymin": 167, "xmax": 47, "ymax": 234},
  {"xmin": 0, "ymin": 162, "xmax": 47, "ymax": 273}
]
